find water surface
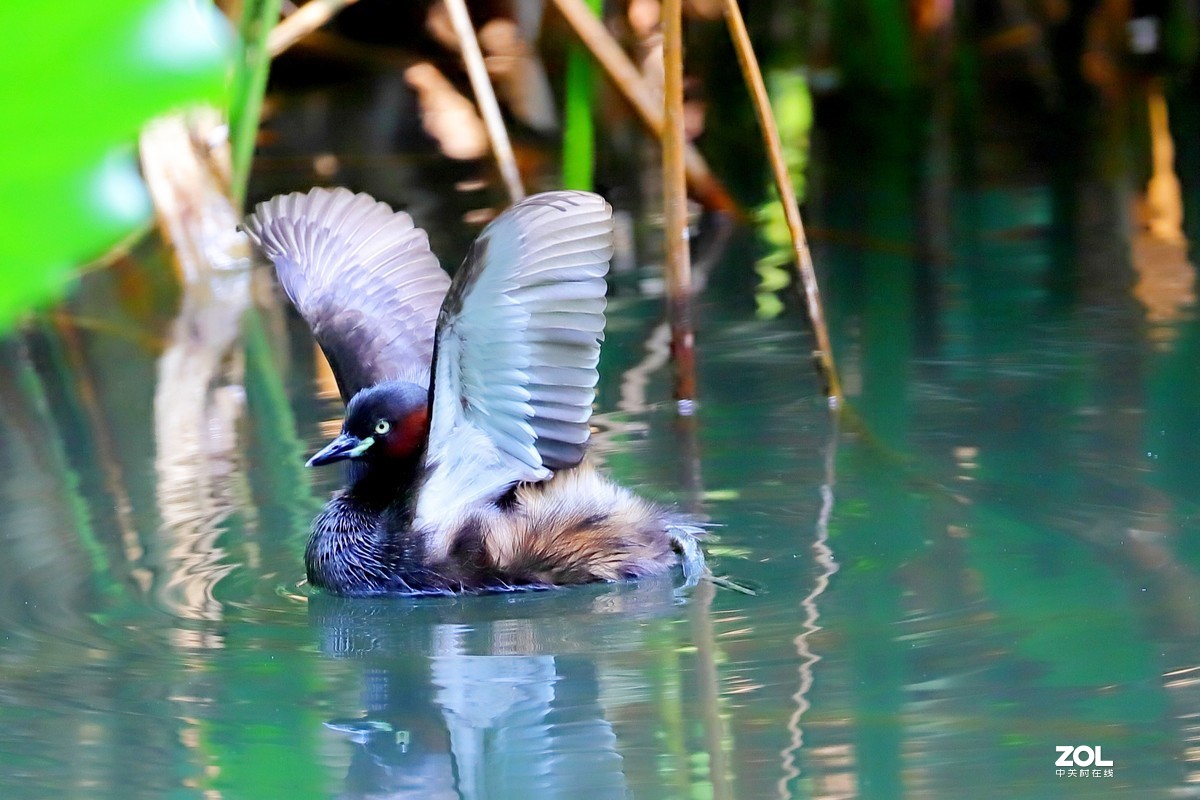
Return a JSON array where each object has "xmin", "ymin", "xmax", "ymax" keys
[{"xmin": 1, "ymin": 70, "xmax": 1198, "ymax": 800}]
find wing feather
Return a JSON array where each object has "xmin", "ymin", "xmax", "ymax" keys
[
  {"xmin": 242, "ymin": 188, "xmax": 452, "ymax": 401},
  {"xmin": 415, "ymin": 191, "xmax": 613, "ymax": 544}
]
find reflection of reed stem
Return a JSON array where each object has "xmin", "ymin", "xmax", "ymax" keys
[
  {"xmin": 618, "ymin": 320, "xmax": 671, "ymax": 414},
  {"xmin": 7, "ymin": 341, "xmax": 118, "ymax": 595},
  {"xmin": 662, "ymin": 0, "xmax": 696, "ymax": 409},
  {"xmin": 777, "ymin": 415, "xmax": 840, "ymax": 798},
  {"xmin": 674, "ymin": 413, "xmax": 705, "ymax": 514},
  {"xmin": 50, "ymin": 312, "xmax": 144, "ymax": 567},
  {"xmin": 242, "ymin": 306, "xmax": 314, "ymax": 550},
  {"xmin": 654, "ymin": 640, "xmax": 693, "ymax": 798},
  {"xmin": 549, "ymin": 0, "xmax": 738, "ymax": 214},
  {"xmin": 691, "ymin": 578, "xmax": 734, "ymax": 800},
  {"xmin": 142, "ymin": 112, "xmax": 255, "ymax": 620},
  {"xmin": 444, "ymin": 0, "xmax": 526, "ymax": 203},
  {"xmin": 722, "ymin": 0, "xmax": 842, "ymax": 405}
]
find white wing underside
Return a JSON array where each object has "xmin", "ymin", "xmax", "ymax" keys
[{"xmin": 415, "ymin": 192, "xmax": 613, "ymax": 553}]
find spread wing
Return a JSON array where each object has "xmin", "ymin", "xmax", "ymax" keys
[
  {"xmin": 242, "ymin": 187, "xmax": 452, "ymax": 400},
  {"xmin": 415, "ymin": 191, "xmax": 612, "ymax": 539}
]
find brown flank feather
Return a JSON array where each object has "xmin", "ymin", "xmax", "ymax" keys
[{"xmin": 480, "ymin": 463, "xmax": 677, "ymax": 585}]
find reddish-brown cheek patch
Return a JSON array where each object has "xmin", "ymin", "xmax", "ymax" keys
[{"xmin": 382, "ymin": 406, "xmax": 429, "ymax": 458}]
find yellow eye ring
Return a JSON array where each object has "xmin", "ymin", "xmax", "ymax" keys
[{"xmin": 374, "ymin": 419, "xmax": 391, "ymax": 435}]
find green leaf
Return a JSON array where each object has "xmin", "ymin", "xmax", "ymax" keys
[{"xmin": 0, "ymin": 0, "xmax": 234, "ymax": 330}]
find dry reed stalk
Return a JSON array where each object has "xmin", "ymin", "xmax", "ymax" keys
[
  {"xmin": 549, "ymin": 0, "xmax": 737, "ymax": 214},
  {"xmin": 268, "ymin": 0, "xmax": 359, "ymax": 56},
  {"xmin": 722, "ymin": 0, "xmax": 842, "ymax": 405},
  {"xmin": 443, "ymin": 0, "xmax": 526, "ymax": 203},
  {"xmin": 662, "ymin": 0, "xmax": 696, "ymax": 409}
]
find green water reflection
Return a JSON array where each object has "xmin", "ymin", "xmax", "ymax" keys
[{"xmin": 1, "ymin": 67, "xmax": 1198, "ymax": 800}]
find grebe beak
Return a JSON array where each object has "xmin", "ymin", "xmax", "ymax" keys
[{"xmin": 306, "ymin": 433, "xmax": 375, "ymax": 467}]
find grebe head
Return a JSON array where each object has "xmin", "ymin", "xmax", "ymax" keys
[{"xmin": 307, "ymin": 380, "xmax": 429, "ymax": 468}]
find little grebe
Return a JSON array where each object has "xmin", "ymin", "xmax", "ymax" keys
[{"xmin": 243, "ymin": 188, "xmax": 703, "ymax": 596}]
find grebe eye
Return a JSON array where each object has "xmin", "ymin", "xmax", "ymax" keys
[{"xmin": 374, "ymin": 419, "xmax": 391, "ymax": 435}]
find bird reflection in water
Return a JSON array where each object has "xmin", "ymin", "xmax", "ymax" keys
[{"xmin": 308, "ymin": 576, "xmax": 686, "ymax": 798}]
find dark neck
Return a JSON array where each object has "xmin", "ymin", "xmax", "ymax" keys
[{"xmin": 345, "ymin": 455, "xmax": 422, "ymax": 510}]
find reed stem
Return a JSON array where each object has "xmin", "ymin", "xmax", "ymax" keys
[
  {"xmin": 229, "ymin": 0, "xmax": 283, "ymax": 209},
  {"xmin": 722, "ymin": 0, "xmax": 842, "ymax": 405},
  {"xmin": 662, "ymin": 0, "xmax": 696, "ymax": 409},
  {"xmin": 443, "ymin": 0, "xmax": 526, "ymax": 203},
  {"xmin": 268, "ymin": 0, "xmax": 359, "ymax": 57},
  {"xmin": 549, "ymin": 0, "xmax": 737, "ymax": 214}
]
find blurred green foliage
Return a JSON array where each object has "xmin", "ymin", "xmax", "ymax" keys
[
  {"xmin": 229, "ymin": 0, "xmax": 282, "ymax": 206},
  {"xmin": 754, "ymin": 70, "xmax": 813, "ymax": 320},
  {"xmin": 0, "ymin": 0, "xmax": 233, "ymax": 331},
  {"xmin": 561, "ymin": 0, "xmax": 602, "ymax": 191}
]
